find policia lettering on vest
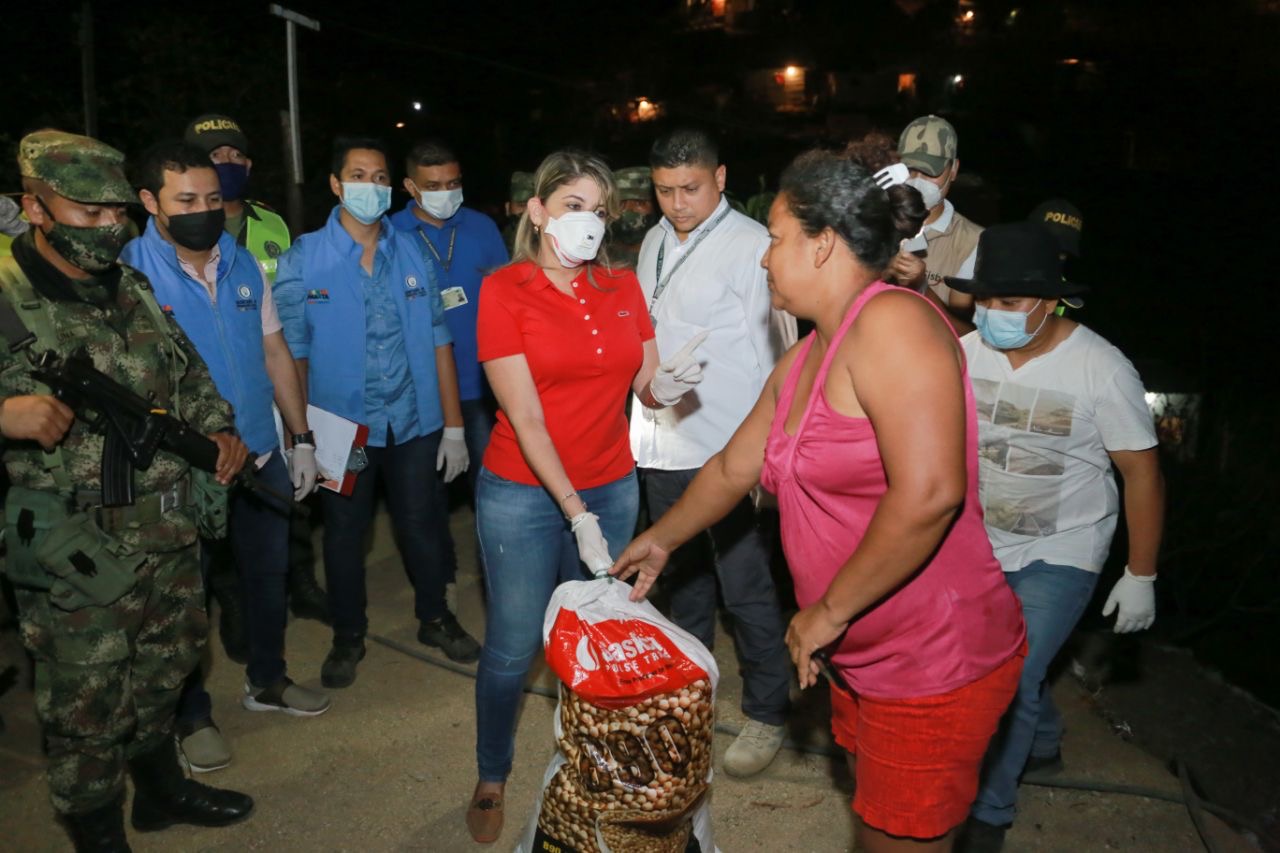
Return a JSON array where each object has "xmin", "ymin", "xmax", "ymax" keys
[{"xmin": 1, "ymin": 130, "xmax": 256, "ymax": 850}]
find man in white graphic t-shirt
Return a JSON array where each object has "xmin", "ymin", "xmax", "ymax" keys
[{"xmin": 948, "ymin": 223, "xmax": 1165, "ymax": 852}]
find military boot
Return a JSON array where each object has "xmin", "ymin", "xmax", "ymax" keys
[
  {"xmin": 287, "ymin": 560, "xmax": 331, "ymax": 624},
  {"xmin": 128, "ymin": 737, "xmax": 253, "ymax": 831},
  {"xmin": 65, "ymin": 794, "xmax": 131, "ymax": 852}
]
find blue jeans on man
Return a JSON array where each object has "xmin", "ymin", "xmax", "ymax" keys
[
  {"xmin": 473, "ymin": 467, "xmax": 639, "ymax": 782},
  {"xmin": 971, "ymin": 560, "xmax": 1099, "ymax": 826},
  {"xmin": 322, "ymin": 430, "xmax": 450, "ymax": 640},
  {"xmin": 177, "ymin": 453, "xmax": 293, "ymax": 724}
]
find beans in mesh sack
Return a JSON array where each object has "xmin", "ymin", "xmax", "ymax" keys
[{"xmin": 518, "ymin": 580, "xmax": 720, "ymax": 853}]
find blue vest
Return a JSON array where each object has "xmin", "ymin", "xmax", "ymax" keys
[
  {"xmin": 296, "ymin": 208, "xmax": 444, "ymax": 432},
  {"xmin": 121, "ymin": 221, "xmax": 278, "ymax": 455}
]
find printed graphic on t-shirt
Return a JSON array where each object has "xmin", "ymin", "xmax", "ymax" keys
[{"xmin": 973, "ymin": 377, "xmax": 1078, "ymax": 535}]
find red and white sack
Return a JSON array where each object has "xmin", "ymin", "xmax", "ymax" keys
[{"xmin": 518, "ymin": 578, "xmax": 720, "ymax": 853}]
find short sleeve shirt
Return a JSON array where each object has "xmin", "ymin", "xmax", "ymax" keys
[
  {"xmin": 478, "ymin": 261, "xmax": 654, "ymax": 488},
  {"xmin": 962, "ymin": 324, "xmax": 1158, "ymax": 574}
]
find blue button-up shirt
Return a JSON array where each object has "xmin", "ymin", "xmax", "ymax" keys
[{"xmin": 275, "ymin": 207, "xmax": 452, "ymax": 447}]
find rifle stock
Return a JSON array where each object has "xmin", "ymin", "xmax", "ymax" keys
[{"xmin": 31, "ymin": 348, "xmax": 302, "ymax": 515}]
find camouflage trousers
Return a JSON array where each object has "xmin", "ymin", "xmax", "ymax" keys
[{"xmin": 13, "ymin": 544, "xmax": 206, "ymax": 815}]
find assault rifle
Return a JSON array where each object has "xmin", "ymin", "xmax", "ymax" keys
[{"xmin": 30, "ymin": 347, "xmax": 300, "ymax": 514}]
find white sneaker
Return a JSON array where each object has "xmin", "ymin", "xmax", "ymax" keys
[{"xmin": 723, "ymin": 719, "xmax": 785, "ymax": 778}]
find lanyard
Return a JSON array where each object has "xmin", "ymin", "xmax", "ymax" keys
[
  {"xmin": 417, "ymin": 226, "xmax": 456, "ymax": 274},
  {"xmin": 649, "ymin": 204, "xmax": 732, "ymax": 325}
]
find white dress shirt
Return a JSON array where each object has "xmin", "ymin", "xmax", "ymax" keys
[{"xmin": 630, "ymin": 197, "xmax": 789, "ymax": 470}]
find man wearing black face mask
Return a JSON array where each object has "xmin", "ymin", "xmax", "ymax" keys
[
  {"xmin": 184, "ymin": 115, "xmax": 331, "ymax": 632},
  {"xmin": 121, "ymin": 142, "xmax": 327, "ymax": 775},
  {"xmin": 1, "ymin": 129, "xmax": 253, "ymax": 851}
]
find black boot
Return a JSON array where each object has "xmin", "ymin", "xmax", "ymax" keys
[
  {"xmin": 65, "ymin": 794, "xmax": 131, "ymax": 852},
  {"xmin": 287, "ymin": 560, "xmax": 331, "ymax": 623},
  {"xmin": 127, "ymin": 737, "xmax": 253, "ymax": 831}
]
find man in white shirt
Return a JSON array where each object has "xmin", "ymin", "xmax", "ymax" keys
[
  {"xmin": 946, "ymin": 223, "xmax": 1164, "ymax": 852},
  {"xmin": 630, "ymin": 128, "xmax": 794, "ymax": 777},
  {"xmin": 888, "ymin": 114, "xmax": 983, "ymax": 333}
]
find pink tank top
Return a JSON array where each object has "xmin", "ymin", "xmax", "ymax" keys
[{"xmin": 760, "ymin": 282, "xmax": 1024, "ymax": 699}]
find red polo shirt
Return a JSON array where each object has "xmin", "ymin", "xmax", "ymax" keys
[{"xmin": 478, "ymin": 260, "xmax": 654, "ymax": 488}]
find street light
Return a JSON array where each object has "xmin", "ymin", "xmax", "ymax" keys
[{"xmin": 413, "ymin": 101, "xmax": 422, "ymax": 111}]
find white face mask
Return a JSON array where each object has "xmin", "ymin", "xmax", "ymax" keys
[
  {"xmin": 419, "ymin": 187, "xmax": 463, "ymax": 220},
  {"xmin": 543, "ymin": 211, "xmax": 606, "ymax": 267},
  {"xmin": 905, "ymin": 176, "xmax": 944, "ymax": 209}
]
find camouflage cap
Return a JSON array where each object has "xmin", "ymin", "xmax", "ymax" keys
[
  {"xmin": 898, "ymin": 115, "xmax": 958, "ymax": 177},
  {"xmin": 184, "ymin": 114, "xmax": 249, "ymax": 156},
  {"xmin": 18, "ymin": 130, "xmax": 133, "ymax": 204},
  {"xmin": 614, "ymin": 166, "xmax": 653, "ymax": 201},
  {"xmin": 509, "ymin": 171, "xmax": 535, "ymax": 204},
  {"xmin": 1028, "ymin": 198, "xmax": 1083, "ymax": 257}
]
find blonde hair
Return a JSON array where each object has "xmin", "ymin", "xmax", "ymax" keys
[{"xmin": 512, "ymin": 149, "xmax": 621, "ymax": 286}]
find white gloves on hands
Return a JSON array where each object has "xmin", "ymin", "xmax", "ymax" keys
[
  {"xmin": 287, "ymin": 444, "xmax": 320, "ymax": 500},
  {"xmin": 1102, "ymin": 567, "xmax": 1157, "ymax": 633},
  {"xmin": 649, "ymin": 331, "xmax": 710, "ymax": 407},
  {"xmin": 437, "ymin": 426, "xmax": 469, "ymax": 484},
  {"xmin": 570, "ymin": 512, "xmax": 613, "ymax": 576}
]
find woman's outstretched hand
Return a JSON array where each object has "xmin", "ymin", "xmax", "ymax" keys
[{"xmin": 609, "ymin": 533, "xmax": 672, "ymax": 602}]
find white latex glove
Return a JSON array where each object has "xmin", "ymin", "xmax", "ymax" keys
[
  {"xmin": 437, "ymin": 426, "xmax": 469, "ymax": 483},
  {"xmin": 570, "ymin": 512, "xmax": 613, "ymax": 576},
  {"xmin": 1101, "ymin": 567, "xmax": 1157, "ymax": 633},
  {"xmin": 649, "ymin": 331, "xmax": 710, "ymax": 407},
  {"xmin": 288, "ymin": 444, "xmax": 320, "ymax": 500}
]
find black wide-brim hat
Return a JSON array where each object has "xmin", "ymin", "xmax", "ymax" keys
[{"xmin": 946, "ymin": 222, "xmax": 1089, "ymax": 307}]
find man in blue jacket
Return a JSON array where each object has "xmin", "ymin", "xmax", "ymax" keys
[
  {"xmin": 274, "ymin": 137, "xmax": 480, "ymax": 688},
  {"xmin": 390, "ymin": 138, "xmax": 508, "ymax": 596},
  {"xmin": 121, "ymin": 142, "xmax": 328, "ymax": 773}
]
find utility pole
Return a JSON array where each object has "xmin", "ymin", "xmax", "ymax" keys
[
  {"xmin": 268, "ymin": 4, "xmax": 320, "ymax": 234},
  {"xmin": 79, "ymin": 1, "xmax": 97, "ymax": 137}
]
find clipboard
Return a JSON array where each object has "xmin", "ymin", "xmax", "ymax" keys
[{"xmin": 306, "ymin": 405, "xmax": 369, "ymax": 497}]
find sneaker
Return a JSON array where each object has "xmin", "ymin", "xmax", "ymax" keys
[
  {"xmin": 722, "ymin": 719, "xmax": 785, "ymax": 778},
  {"xmin": 956, "ymin": 816, "xmax": 1009, "ymax": 853},
  {"xmin": 242, "ymin": 676, "xmax": 331, "ymax": 716},
  {"xmin": 1023, "ymin": 749, "xmax": 1064, "ymax": 777},
  {"xmin": 176, "ymin": 719, "xmax": 231, "ymax": 774},
  {"xmin": 320, "ymin": 638, "xmax": 366, "ymax": 689},
  {"xmin": 418, "ymin": 613, "xmax": 481, "ymax": 663}
]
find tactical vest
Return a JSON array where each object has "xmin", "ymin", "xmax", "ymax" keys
[
  {"xmin": 924, "ymin": 209, "xmax": 983, "ymax": 307},
  {"xmin": 240, "ymin": 202, "xmax": 291, "ymax": 284}
]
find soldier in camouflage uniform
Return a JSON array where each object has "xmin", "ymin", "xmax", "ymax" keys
[
  {"xmin": 606, "ymin": 166, "xmax": 657, "ymax": 268},
  {"xmin": 0, "ymin": 130, "xmax": 254, "ymax": 851},
  {"xmin": 501, "ymin": 170, "xmax": 534, "ymax": 256}
]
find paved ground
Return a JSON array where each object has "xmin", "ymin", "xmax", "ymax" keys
[{"xmin": 0, "ymin": 504, "xmax": 1256, "ymax": 851}]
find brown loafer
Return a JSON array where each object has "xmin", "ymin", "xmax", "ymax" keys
[{"xmin": 466, "ymin": 786, "xmax": 504, "ymax": 844}]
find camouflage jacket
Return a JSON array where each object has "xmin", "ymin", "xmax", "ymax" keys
[{"xmin": 0, "ymin": 237, "xmax": 235, "ymax": 552}]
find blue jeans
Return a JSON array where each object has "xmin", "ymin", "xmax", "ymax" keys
[
  {"xmin": 436, "ymin": 396, "xmax": 496, "ymax": 581},
  {"xmin": 642, "ymin": 468, "xmax": 790, "ymax": 725},
  {"xmin": 473, "ymin": 467, "xmax": 639, "ymax": 782},
  {"xmin": 177, "ymin": 453, "xmax": 293, "ymax": 722},
  {"xmin": 971, "ymin": 560, "xmax": 1099, "ymax": 826},
  {"xmin": 321, "ymin": 431, "xmax": 449, "ymax": 639}
]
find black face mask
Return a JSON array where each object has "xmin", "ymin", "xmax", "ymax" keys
[{"xmin": 163, "ymin": 208, "xmax": 226, "ymax": 251}]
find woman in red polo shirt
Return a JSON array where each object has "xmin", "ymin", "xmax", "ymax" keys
[{"xmin": 465, "ymin": 150, "xmax": 707, "ymax": 842}]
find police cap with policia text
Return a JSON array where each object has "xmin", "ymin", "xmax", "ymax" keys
[
  {"xmin": 18, "ymin": 130, "xmax": 134, "ymax": 204},
  {"xmin": 184, "ymin": 114, "xmax": 250, "ymax": 156},
  {"xmin": 1028, "ymin": 198, "xmax": 1083, "ymax": 258}
]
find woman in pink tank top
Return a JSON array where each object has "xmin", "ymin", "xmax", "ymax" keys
[{"xmin": 613, "ymin": 148, "xmax": 1025, "ymax": 851}]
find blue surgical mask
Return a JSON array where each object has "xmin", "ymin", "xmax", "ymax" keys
[
  {"xmin": 341, "ymin": 182, "xmax": 391, "ymax": 224},
  {"xmin": 975, "ymin": 299, "xmax": 1047, "ymax": 350},
  {"xmin": 214, "ymin": 162, "xmax": 250, "ymax": 202}
]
